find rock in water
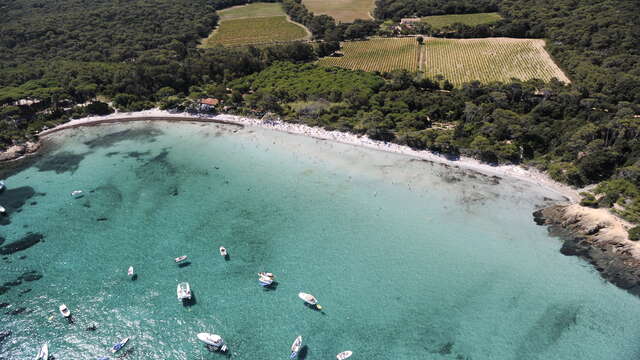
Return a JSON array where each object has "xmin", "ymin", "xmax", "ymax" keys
[
  {"xmin": 20, "ymin": 270, "xmax": 43, "ymax": 282},
  {"xmin": 0, "ymin": 330, "xmax": 11, "ymax": 343},
  {"xmin": 0, "ymin": 233, "xmax": 43, "ymax": 254}
]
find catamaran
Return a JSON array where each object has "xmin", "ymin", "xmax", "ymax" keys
[
  {"xmin": 111, "ymin": 337, "xmax": 129, "ymax": 353},
  {"xmin": 290, "ymin": 336, "xmax": 302, "ymax": 359},
  {"xmin": 298, "ymin": 292, "xmax": 322, "ymax": 309},
  {"xmin": 35, "ymin": 343, "xmax": 48, "ymax": 360},
  {"xmin": 336, "ymin": 350, "xmax": 353, "ymax": 360},
  {"xmin": 59, "ymin": 304, "xmax": 71, "ymax": 318},
  {"xmin": 197, "ymin": 333, "xmax": 228, "ymax": 352},
  {"xmin": 177, "ymin": 282, "xmax": 191, "ymax": 301}
]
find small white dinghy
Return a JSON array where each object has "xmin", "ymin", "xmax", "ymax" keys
[
  {"xmin": 0, "ymin": 205, "xmax": 5, "ymax": 215},
  {"xmin": 290, "ymin": 336, "xmax": 302, "ymax": 359},
  {"xmin": 197, "ymin": 332, "xmax": 228, "ymax": 352},
  {"xmin": 336, "ymin": 350, "xmax": 353, "ymax": 360},
  {"xmin": 298, "ymin": 292, "xmax": 322, "ymax": 309},
  {"xmin": 128, "ymin": 266, "xmax": 134, "ymax": 277},
  {"xmin": 59, "ymin": 304, "xmax": 71, "ymax": 318},
  {"xmin": 177, "ymin": 282, "xmax": 191, "ymax": 301},
  {"xmin": 219, "ymin": 246, "xmax": 227, "ymax": 257},
  {"xmin": 174, "ymin": 255, "xmax": 187, "ymax": 263},
  {"xmin": 71, "ymin": 190, "xmax": 83, "ymax": 197},
  {"xmin": 35, "ymin": 343, "xmax": 48, "ymax": 360}
]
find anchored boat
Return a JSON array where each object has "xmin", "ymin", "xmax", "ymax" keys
[
  {"xmin": 174, "ymin": 255, "xmax": 187, "ymax": 263},
  {"xmin": 298, "ymin": 292, "xmax": 322, "ymax": 309},
  {"xmin": 336, "ymin": 351, "xmax": 353, "ymax": 360},
  {"xmin": 290, "ymin": 336, "xmax": 302, "ymax": 359},
  {"xmin": 59, "ymin": 304, "xmax": 71, "ymax": 318},
  {"xmin": 71, "ymin": 190, "xmax": 83, "ymax": 198},
  {"xmin": 127, "ymin": 266, "xmax": 134, "ymax": 277},
  {"xmin": 111, "ymin": 337, "xmax": 129, "ymax": 353},
  {"xmin": 177, "ymin": 282, "xmax": 191, "ymax": 301},
  {"xmin": 35, "ymin": 343, "xmax": 48, "ymax": 360},
  {"xmin": 0, "ymin": 180, "xmax": 5, "ymax": 192},
  {"xmin": 219, "ymin": 246, "xmax": 227, "ymax": 257},
  {"xmin": 197, "ymin": 333, "xmax": 228, "ymax": 352},
  {"xmin": 258, "ymin": 272, "xmax": 275, "ymax": 286}
]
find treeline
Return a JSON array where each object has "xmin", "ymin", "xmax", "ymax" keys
[{"xmin": 374, "ymin": 0, "xmax": 498, "ymax": 20}]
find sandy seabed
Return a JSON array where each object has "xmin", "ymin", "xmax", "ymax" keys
[{"xmin": 36, "ymin": 108, "xmax": 579, "ymax": 202}]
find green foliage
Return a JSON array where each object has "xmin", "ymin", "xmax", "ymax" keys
[{"xmin": 629, "ymin": 226, "xmax": 640, "ymax": 241}]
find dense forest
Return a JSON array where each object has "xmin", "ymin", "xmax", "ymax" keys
[{"xmin": 1, "ymin": 0, "xmax": 640, "ymax": 223}]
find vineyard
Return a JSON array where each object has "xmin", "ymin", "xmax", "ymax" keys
[
  {"xmin": 302, "ymin": 0, "xmax": 374, "ymax": 22},
  {"xmin": 318, "ymin": 38, "xmax": 420, "ymax": 73},
  {"xmin": 423, "ymin": 38, "xmax": 571, "ymax": 85},
  {"xmin": 200, "ymin": 3, "xmax": 310, "ymax": 47},
  {"xmin": 421, "ymin": 12, "xmax": 502, "ymax": 29}
]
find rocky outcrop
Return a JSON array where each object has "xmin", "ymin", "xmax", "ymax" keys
[
  {"xmin": 534, "ymin": 204, "xmax": 640, "ymax": 296},
  {"xmin": 0, "ymin": 142, "xmax": 41, "ymax": 162}
]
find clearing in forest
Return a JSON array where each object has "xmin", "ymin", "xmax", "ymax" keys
[
  {"xmin": 201, "ymin": 3, "xmax": 310, "ymax": 47},
  {"xmin": 422, "ymin": 37, "xmax": 571, "ymax": 85},
  {"xmin": 302, "ymin": 0, "xmax": 374, "ymax": 23},
  {"xmin": 421, "ymin": 12, "xmax": 503, "ymax": 29},
  {"xmin": 317, "ymin": 37, "xmax": 420, "ymax": 73}
]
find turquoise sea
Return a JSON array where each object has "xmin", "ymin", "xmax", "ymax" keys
[{"xmin": 1, "ymin": 121, "xmax": 640, "ymax": 360}]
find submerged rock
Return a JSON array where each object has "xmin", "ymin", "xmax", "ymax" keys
[
  {"xmin": 0, "ymin": 330, "xmax": 11, "ymax": 343},
  {"xmin": 20, "ymin": 270, "xmax": 43, "ymax": 282},
  {"xmin": 534, "ymin": 204, "xmax": 640, "ymax": 296},
  {"xmin": 0, "ymin": 233, "xmax": 44, "ymax": 254},
  {"xmin": 5, "ymin": 307, "xmax": 26, "ymax": 315}
]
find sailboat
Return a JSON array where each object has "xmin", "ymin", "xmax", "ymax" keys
[{"xmin": 111, "ymin": 337, "xmax": 129, "ymax": 353}]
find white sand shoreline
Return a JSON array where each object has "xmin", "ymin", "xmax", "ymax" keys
[{"xmin": 36, "ymin": 108, "xmax": 580, "ymax": 202}]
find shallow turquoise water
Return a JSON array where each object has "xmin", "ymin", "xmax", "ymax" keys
[{"xmin": 1, "ymin": 121, "xmax": 640, "ymax": 360}]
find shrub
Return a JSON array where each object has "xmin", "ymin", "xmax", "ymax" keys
[{"xmin": 629, "ymin": 226, "xmax": 640, "ymax": 241}]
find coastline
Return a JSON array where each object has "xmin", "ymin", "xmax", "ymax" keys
[{"xmin": 31, "ymin": 109, "xmax": 579, "ymax": 202}]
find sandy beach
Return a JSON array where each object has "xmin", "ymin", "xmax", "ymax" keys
[{"xmin": 33, "ymin": 109, "xmax": 580, "ymax": 203}]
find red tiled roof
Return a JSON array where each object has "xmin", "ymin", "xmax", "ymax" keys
[{"xmin": 200, "ymin": 98, "xmax": 219, "ymax": 106}]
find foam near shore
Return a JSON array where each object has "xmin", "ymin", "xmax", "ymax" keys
[{"xmin": 33, "ymin": 108, "xmax": 579, "ymax": 203}]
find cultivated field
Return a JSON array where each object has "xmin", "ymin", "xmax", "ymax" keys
[
  {"xmin": 423, "ymin": 37, "xmax": 571, "ymax": 85},
  {"xmin": 201, "ymin": 3, "xmax": 309, "ymax": 47},
  {"xmin": 422, "ymin": 12, "xmax": 503, "ymax": 29},
  {"xmin": 302, "ymin": 0, "xmax": 374, "ymax": 23},
  {"xmin": 318, "ymin": 38, "xmax": 420, "ymax": 73},
  {"xmin": 218, "ymin": 3, "xmax": 286, "ymax": 20}
]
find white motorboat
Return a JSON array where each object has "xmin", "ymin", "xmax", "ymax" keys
[
  {"xmin": 290, "ymin": 336, "xmax": 302, "ymax": 359},
  {"xmin": 177, "ymin": 282, "xmax": 191, "ymax": 301},
  {"xmin": 111, "ymin": 337, "xmax": 129, "ymax": 353},
  {"xmin": 197, "ymin": 332, "xmax": 228, "ymax": 352},
  {"xmin": 0, "ymin": 205, "xmax": 5, "ymax": 214},
  {"xmin": 258, "ymin": 275, "xmax": 273, "ymax": 286},
  {"xmin": 298, "ymin": 292, "xmax": 322, "ymax": 309},
  {"xmin": 219, "ymin": 247, "xmax": 227, "ymax": 257},
  {"xmin": 127, "ymin": 266, "xmax": 134, "ymax": 277},
  {"xmin": 59, "ymin": 304, "xmax": 71, "ymax": 318},
  {"xmin": 71, "ymin": 190, "xmax": 83, "ymax": 197},
  {"xmin": 336, "ymin": 350, "xmax": 353, "ymax": 360},
  {"xmin": 174, "ymin": 255, "xmax": 187, "ymax": 263},
  {"xmin": 35, "ymin": 343, "xmax": 48, "ymax": 360},
  {"xmin": 258, "ymin": 272, "xmax": 274, "ymax": 279}
]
